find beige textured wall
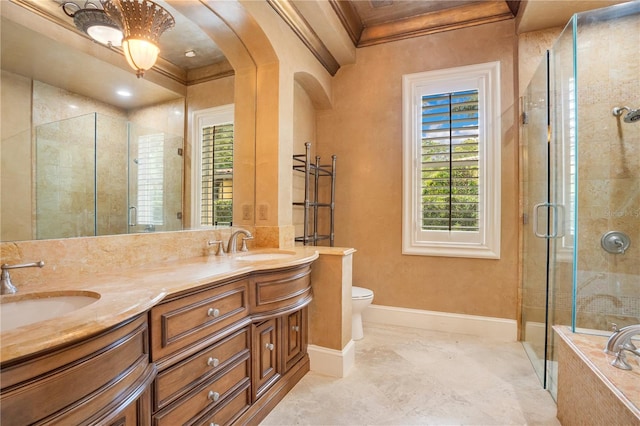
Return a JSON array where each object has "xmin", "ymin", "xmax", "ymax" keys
[{"xmin": 317, "ymin": 20, "xmax": 520, "ymax": 319}]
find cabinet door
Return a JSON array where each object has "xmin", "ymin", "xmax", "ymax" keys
[
  {"xmin": 106, "ymin": 387, "xmax": 152, "ymax": 426},
  {"xmin": 283, "ymin": 308, "xmax": 307, "ymax": 372},
  {"xmin": 252, "ymin": 318, "xmax": 280, "ymax": 401}
]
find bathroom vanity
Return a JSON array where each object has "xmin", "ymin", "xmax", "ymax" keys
[{"xmin": 0, "ymin": 249, "xmax": 317, "ymax": 425}]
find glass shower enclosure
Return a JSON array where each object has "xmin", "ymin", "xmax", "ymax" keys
[
  {"xmin": 35, "ymin": 112, "xmax": 183, "ymax": 239},
  {"xmin": 521, "ymin": 1, "xmax": 640, "ymax": 400}
]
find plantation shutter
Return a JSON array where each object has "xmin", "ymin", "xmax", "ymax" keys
[
  {"xmin": 201, "ymin": 124, "xmax": 234, "ymax": 226},
  {"xmin": 420, "ymin": 90, "xmax": 480, "ymax": 232},
  {"xmin": 137, "ymin": 133, "xmax": 164, "ymax": 225}
]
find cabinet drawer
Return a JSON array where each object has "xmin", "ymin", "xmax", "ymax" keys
[
  {"xmin": 154, "ymin": 327, "xmax": 250, "ymax": 410},
  {"xmin": 196, "ymin": 382, "xmax": 251, "ymax": 426},
  {"xmin": 153, "ymin": 356, "xmax": 250, "ymax": 426},
  {"xmin": 150, "ymin": 280, "xmax": 250, "ymax": 362},
  {"xmin": 251, "ymin": 265, "xmax": 312, "ymax": 316}
]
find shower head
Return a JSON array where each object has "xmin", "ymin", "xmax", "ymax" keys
[{"xmin": 612, "ymin": 106, "xmax": 640, "ymax": 123}]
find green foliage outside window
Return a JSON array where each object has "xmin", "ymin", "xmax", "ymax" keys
[{"xmin": 421, "ymin": 91, "xmax": 479, "ymax": 231}]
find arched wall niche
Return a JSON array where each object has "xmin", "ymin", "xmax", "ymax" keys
[{"xmin": 294, "ymin": 71, "xmax": 332, "ymax": 110}]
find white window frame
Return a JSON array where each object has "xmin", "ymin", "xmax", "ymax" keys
[
  {"xmin": 191, "ymin": 104, "xmax": 234, "ymax": 228},
  {"xmin": 402, "ymin": 62, "xmax": 501, "ymax": 259}
]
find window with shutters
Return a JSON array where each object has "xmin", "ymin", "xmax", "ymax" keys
[
  {"xmin": 402, "ymin": 62, "xmax": 501, "ymax": 258},
  {"xmin": 192, "ymin": 105, "xmax": 234, "ymax": 228},
  {"xmin": 201, "ymin": 123, "xmax": 233, "ymax": 226}
]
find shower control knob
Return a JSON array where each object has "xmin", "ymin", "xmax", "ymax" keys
[{"xmin": 601, "ymin": 231, "xmax": 630, "ymax": 254}]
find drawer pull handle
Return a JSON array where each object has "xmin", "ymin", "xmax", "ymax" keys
[
  {"xmin": 208, "ymin": 390, "xmax": 220, "ymax": 402},
  {"xmin": 265, "ymin": 343, "xmax": 274, "ymax": 351},
  {"xmin": 292, "ymin": 325, "xmax": 300, "ymax": 332},
  {"xmin": 207, "ymin": 308, "xmax": 220, "ymax": 318},
  {"xmin": 210, "ymin": 424, "xmax": 220, "ymax": 426},
  {"xmin": 207, "ymin": 357, "xmax": 219, "ymax": 368}
]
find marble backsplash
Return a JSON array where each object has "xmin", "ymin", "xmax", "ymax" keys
[{"xmin": 0, "ymin": 225, "xmax": 294, "ymax": 293}]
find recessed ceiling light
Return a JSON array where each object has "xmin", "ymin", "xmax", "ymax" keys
[
  {"xmin": 117, "ymin": 90, "xmax": 132, "ymax": 97},
  {"xmin": 185, "ymin": 49, "xmax": 196, "ymax": 58}
]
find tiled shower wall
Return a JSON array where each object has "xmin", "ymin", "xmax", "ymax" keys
[
  {"xmin": 573, "ymin": 11, "xmax": 640, "ymax": 330},
  {"xmin": 3, "ymin": 76, "xmax": 184, "ymax": 241}
]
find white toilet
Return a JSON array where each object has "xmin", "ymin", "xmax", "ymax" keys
[{"xmin": 351, "ymin": 286, "xmax": 374, "ymax": 340}]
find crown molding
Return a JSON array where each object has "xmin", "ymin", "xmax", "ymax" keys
[
  {"xmin": 266, "ymin": 0, "xmax": 340, "ymax": 76},
  {"xmin": 357, "ymin": 2, "xmax": 516, "ymax": 47},
  {"xmin": 327, "ymin": 0, "xmax": 362, "ymax": 48}
]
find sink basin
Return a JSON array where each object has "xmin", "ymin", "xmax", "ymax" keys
[
  {"xmin": 0, "ymin": 291, "xmax": 100, "ymax": 332},
  {"xmin": 236, "ymin": 251, "xmax": 297, "ymax": 262}
]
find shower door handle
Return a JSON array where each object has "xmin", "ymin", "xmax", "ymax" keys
[
  {"xmin": 533, "ymin": 203, "xmax": 566, "ymax": 239},
  {"xmin": 129, "ymin": 206, "xmax": 137, "ymax": 227}
]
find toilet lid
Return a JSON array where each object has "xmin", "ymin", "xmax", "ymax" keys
[{"xmin": 352, "ymin": 286, "xmax": 373, "ymax": 299}]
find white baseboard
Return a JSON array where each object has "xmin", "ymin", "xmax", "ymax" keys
[
  {"xmin": 524, "ymin": 321, "xmax": 546, "ymax": 343},
  {"xmin": 307, "ymin": 341, "xmax": 355, "ymax": 378},
  {"xmin": 362, "ymin": 304, "xmax": 517, "ymax": 342}
]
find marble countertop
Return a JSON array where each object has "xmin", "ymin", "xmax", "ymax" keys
[{"xmin": 0, "ymin": 247, "xmax": 321, "ymax": 363}]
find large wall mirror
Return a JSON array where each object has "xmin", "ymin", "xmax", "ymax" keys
[{"xmin": 1, "ymin": 0, "xmax": 255, "ymax": 242}]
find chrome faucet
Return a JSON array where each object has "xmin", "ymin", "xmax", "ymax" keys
[
  {"xmin": 1, "ymin": 261, "xmax": 45, "ymax": 295},
  {"xmin": 226, "ymin": 229, "xmax": 254, "ymax": 254},
  {"xmin": 604, "ymin": 323, "xmax": 640, "ymax": 370}
]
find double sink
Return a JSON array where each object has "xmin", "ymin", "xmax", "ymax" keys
[{"xmin": 0, "ymin": 250, "xmax": 298, "ymax": 334}]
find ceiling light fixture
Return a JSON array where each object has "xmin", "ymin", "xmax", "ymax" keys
[
  {"xmin": 62, "ymin": 1, "xmax": 123, "ymax": 47},
  {"xmin": 102, "ymin": 0, "xmax": 175, "ymax": 79}
]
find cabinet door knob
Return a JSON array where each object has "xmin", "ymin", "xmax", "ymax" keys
[
  {"xmin": 265, "ymin": 343, "xmax": 275, "ymax": 351},
  {"xmin": 207, "ymin": 308, "xmax": 220, "ymax": 318},
  {"xmin": 210, "ymin": 423, "xmax": 220, "ymax": 426},
  {"xmin": 207, "ymin": 357, "xmax": 219, "ymax": 367},
  {"xmin": 208, "ymin": 390, "xmax": 220, "ymax": 402},
  {"xmin": 291, "ymin": 325, "xmax": 300, "ymax": 332}
]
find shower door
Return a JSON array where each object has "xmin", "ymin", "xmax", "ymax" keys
[
  {"xmin": 127, "ymin": 123, "xmax": 183, "ymax": 234},
  {"xmin": 521, "ymin": 18, "xmax": 577, "ymax": 396},
  {"xmin": 521, "ymin": 52, "xmax": 551, "ymax": 388}
]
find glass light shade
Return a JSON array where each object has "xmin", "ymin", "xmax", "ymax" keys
[
  {"xmin": 87, "ymin": 25, "xmax": 123, "ymax": 47},
  {"xmin": 122, "ymin": 38, "xmax": 159, "ymax": 77}
]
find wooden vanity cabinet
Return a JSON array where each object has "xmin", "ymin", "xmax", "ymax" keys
[
  {"xmin": 0, "ymin": 314, "xmax": 155, "ymax": 426},
  {"xmin": 0, "ymin": 260, "xmax": 313, "ymax": 426},
  {"xmin": 149, "ymin": 263, "xmax": 313, "ymax": 426}
]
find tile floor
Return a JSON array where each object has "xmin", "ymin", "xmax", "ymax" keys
[{"xmin": 261, "ymin": 323, "xmax": 561, "ymax": 425}]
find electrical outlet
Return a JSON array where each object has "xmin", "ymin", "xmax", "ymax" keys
[
  {"xmin": 242, "ymin": 204, "xmax": 252, "ymax": 220},
  {"xmin": 258, "ymin": 204, "xmax": 268, "ymax": 220}
]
